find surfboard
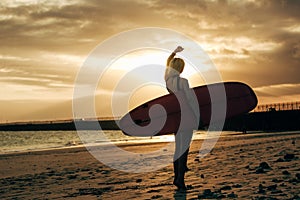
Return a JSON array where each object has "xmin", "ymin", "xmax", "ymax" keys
[{"xmin": 119, "ymin": 82, "xmax": 257, "ymax": 137}]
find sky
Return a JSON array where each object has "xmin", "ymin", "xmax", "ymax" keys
[{"xmin": 0, "ymin": 0, "xmax": 299, "ymax": 122}]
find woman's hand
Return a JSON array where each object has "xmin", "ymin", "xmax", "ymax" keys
[{"xmin": 173, "ymin": 46, "xmax": 184, "ymax": 53}]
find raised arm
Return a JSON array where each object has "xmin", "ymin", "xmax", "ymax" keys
[
  {"xmin": 167, "ymin": 52, "xmax": 176, "ymax": 67},
  {"xmin": 167, "ymin": 46, "xmax": 184, "ymax": 66}
]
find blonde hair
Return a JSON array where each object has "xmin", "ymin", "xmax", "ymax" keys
[{"xmin": 169, "ymin": 58, "xmax": 185, "ymax": 73}]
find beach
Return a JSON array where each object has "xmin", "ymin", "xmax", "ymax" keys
[{"xmin": 0, "ymin": 131, "xmax": 299, "ymax": 199}]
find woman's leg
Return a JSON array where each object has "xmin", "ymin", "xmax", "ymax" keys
[{"xmin": 173, "ymin": 130, "xmax": 193, "ymax": 189}]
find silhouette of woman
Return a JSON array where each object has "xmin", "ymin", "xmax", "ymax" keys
[{"xmin": 165, "ymin": 46, "xmax": 198, "ymax": 190}]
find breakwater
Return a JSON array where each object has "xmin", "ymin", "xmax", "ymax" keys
[
  {"xmin": 224, "ymin": 110, "xmax": 300, "ymax": 132},
  {"xmin": 1, "ymin": 110, "xmax": 299, "ymax": 132},
  {"xmin": 0, "ymin": 120, "xmax": 119, "ymax": 131}
]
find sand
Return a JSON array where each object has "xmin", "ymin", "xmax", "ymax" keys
[{"xmin": 0, "ymin": 131, "xmax": 299, "ymax": 199}]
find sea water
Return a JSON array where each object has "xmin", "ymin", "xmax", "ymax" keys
[{"xmin": 0, "ymin": 130, "xmax": 232, "ymax": 154}]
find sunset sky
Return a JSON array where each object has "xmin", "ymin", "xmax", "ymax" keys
[{"xmin": 0, "ymin": 0, "xmax": 299, "ymax": 122}]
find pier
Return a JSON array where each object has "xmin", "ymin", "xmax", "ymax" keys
[
  {"xmin": 254, "ymin": 101, "xmax": 300, "ymax": 112},
  {"xmin": 224, "ymin": 101, "xmax": 300, "ymax": 132}
]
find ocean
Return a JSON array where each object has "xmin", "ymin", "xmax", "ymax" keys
[{"xmin": 0, "ymin": 130, "xmax": 230, "ymax": 154}]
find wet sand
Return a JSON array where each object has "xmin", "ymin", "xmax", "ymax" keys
[{"xmin": 0, "ymin": 131, "xmax": 299, "ymax": 199}]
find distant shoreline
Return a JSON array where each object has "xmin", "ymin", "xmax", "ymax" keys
[
  {"xmin": 0, "ymin": 110, "xmax": 299, "ymax": 132},
  {"xmin": 0, "ymin": 119, "xmax": 120, "ymax": 131}
]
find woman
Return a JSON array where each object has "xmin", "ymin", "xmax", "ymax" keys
[{"xmin": 165, "ymin": 46, "xmax": 199, "ymax": 191}]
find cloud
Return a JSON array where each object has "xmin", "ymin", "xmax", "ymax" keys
[
  {"xmin": 254, "ymin": 83, "xmax": 300, "ymax": 97},
  {"xmin": 0, "ymin": 0, "xmax": 300, "ymax": 121},
  {"xmin": 253, "ymin": 83, "xmax": 300, "ymax": 105},
  {"xmin": 137, "ymin": 0, "xmax": 300, "ymax": 86}
]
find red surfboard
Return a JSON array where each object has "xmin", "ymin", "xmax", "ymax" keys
[{"xmin": 119, "ymin": 82, "xmax": 257, "ymax": 137}]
